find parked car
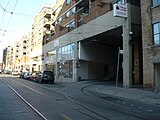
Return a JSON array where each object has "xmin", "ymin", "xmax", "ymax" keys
[
  {"xmin": 19, "ymin": 72, "xmax": 26, "ymax": 79},
  {"xmin": 24, "ymin": 72, "xmax": 31, "ymax": 79},
  {"xmin": 12, "ymin": 71, "xmax": 19, "ymax": 76},
  {"xmin": 39, "ymin": 71, "xmax": 54, "ymax": 83},
  {"xmin": 4, "ymin": 70, "xmax": 10, "ymax": 74},
  {"xmin": 29, "ymin": 72, "xmax": 41, "ymax": 81}
]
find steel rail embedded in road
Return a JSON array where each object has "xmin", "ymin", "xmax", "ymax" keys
[
  {"xmin": 0, "ymin": 78, "xmax": 48, "ymax": 120},
  {"xmin": 11, "ymin": 77, "xmax": 110, "ymax": 120}
]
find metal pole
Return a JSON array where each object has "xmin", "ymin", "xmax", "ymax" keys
[{"xmin": 115, "ymin": 47, "xmax": 120, "ymax": 94}]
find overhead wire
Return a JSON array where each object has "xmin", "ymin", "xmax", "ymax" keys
[
  {"xmin": 0, "ymin": 3, "xmax": 33, "ymax": 17},
  {"xmin": 5, "ymin": 0, "xmax": 18, "ymax": 31},
  {"xmin": 0, "ymin": 0, "xmax": 33, "ymax": 39},
  {"xmin": 0, "ymin": 0, "xmax": 19, "ymax": 42},
  {"xmin": 0, "ymin": 0, "xmax": 11, "ymax": 40}
]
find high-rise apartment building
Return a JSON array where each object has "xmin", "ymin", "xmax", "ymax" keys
[
  {"xmin": 141, "ymin": 0, "xmax": 160, "ymax": 88},
  {"xmin": 4, "ymin": 35, "xmax": 30, "ymax": 73},
  {"xmin": 5, "ymin": 46, "xmax": 13, "ymax": 73},
  {"xmin": 30, "ymin": 4, "xmax": 52, "ymax": 72},
  {"xmin": 16, "ymin": 35, "xmax": 30, "ymax": 72}
]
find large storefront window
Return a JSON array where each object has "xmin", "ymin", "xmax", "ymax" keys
[
  {"xmin": 62, "ymin": 60, "xmax": 73, "ymax": 78},
  {"xmin": 58, "ymin": 43, "xmax": 75, "ymax": 78}
]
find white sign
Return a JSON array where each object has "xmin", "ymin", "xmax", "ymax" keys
[
  {"xmin": 119, "ymin": 50, "xmax": 124, "ymax": 54},
  {"xmin": 53, "ymin": 39, "xmax": 59, "ymax": 47},
  {"xmin": 113, "ymin": 4, "xmax": 127, "ymax": 18}
]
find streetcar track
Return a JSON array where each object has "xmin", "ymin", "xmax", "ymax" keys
[
  {"xmin": 0, "ymin": 76, "xmax": 150, "ymax": 120},
  {"xmin": 80, "ymin": 83, "xmax": 155, "ymax": 120},
  {"xmin": 0, "ymin": 78, "xmax": 47, "ymax": 120},
  {"xmin": 4, "ymin": 77, "xmax": 111, "ymax": 120}
]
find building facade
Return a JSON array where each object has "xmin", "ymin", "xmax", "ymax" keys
[
  {"xmin": 42, "ymin": 0, "xmax": 142, "ymax": 87},
  {"xmin": 4, "ymin": 35, "xmax": 30, "ymax": 73},
  {"xmin": 30, "ymin": 4, "xmax": 52, "ymax": 73},
  {"xmin": 2, "ymin": 0, "xmax": 145, "ymax": 88},
  {"xmin": 141, "ymin": 0, "xmax": 160, "ymax": 88},
  {"xmin": 5, "ymin": 46, "xmax": 13, "ymax": 73},
  {"xmin": 16, "ymin": 35, "xmax": 30, "ymax": 72}
]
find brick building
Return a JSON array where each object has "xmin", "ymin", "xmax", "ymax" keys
[{"xmin": 141, "ymin": 0, "xmax": 160, "ymax": 88}]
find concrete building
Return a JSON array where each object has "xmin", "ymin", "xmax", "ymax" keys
[
  {"xmin": 2, "ymin": 48, "xmax": 7, "ymax": 71},
  {"xmin": 42, "ymin": 0, "xmax": 142, "ymax": 87},
  {"xmin": 16, "ymin": 35, "xmax": 31, "ymax": 72},
  {"xmin": 5, "ymin": 46, "xmax": 13, "ymax": 73},
  {"xmin": 3, "ymin": 34, "xmax": 31, "ymax": 73},
  {"xmin": 30, "ymin": 4, "xmax": 52, "ymax": 73},
  {"xmin": 42, "ymin": 0, "xmax": 65, "ymax": 73},
  {"xmin": 141, "ymin": 0, "xmax": 160, "ymax": 88}
]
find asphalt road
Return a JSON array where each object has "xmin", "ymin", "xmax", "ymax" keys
[{"xmin": 0, "ymin": 74, "xmax": 155, "ymax": 120}]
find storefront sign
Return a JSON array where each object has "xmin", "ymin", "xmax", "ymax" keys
[
  {"xmin": 113, "ymin": 3, "xmax": 127, "ymax": 18},
  {"xmin": 53, "ymin": 39, "xmax": 59, "ymax": 47}
]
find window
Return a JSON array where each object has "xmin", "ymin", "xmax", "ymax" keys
[
  {"xmin": 58, "ymin": 43, "xmax": 75, "ymax": 61},
  {"xmin": 66, "ymin": 0, "xmax": 70, "ymax": 5},
  {"xmin": 23, "ymin": 52, "xmax": 26, "ymax": 55},
  {"xmin": 65, "ymin": 24, "xmax": 70, "ymax": 28},
  {"xmin": 72, "ymin": 7, "xmax": 76, "ymax": 14},
  {"xmin": 71, "ymin": 20, "xmax": 75, "ymax": 28},
  {"xmin": 58, "ymin": 43, "xmax": 75, "ymax": 78},
  {"xmin": 153, "ymin": 22, "xmax": 160, "ymax": 45},
  {"xmin": 65, "ymin": 11, "xmax": 70, "ymax": 18},
  {"xmin": 118, "ymin": 0, "xmax": 125, "ymax": 4},
  {"xmin": 152, "ymin": 0, "xmax": 160, "ymax": 6}
]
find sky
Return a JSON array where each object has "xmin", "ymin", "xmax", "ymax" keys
[{"xmin": 0, "ymin": 0, "xmax": 56, "ymax": 61}]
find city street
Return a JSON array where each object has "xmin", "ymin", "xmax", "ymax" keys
[{"xmin": 0, "ymin": 74, "xmax": 159, "ymax": 120}]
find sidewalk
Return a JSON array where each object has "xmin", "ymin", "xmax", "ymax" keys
[{"xmin": 86, "ymin": 83, "xmax": 160, "ymax": 105}]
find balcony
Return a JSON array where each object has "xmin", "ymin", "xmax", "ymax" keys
[
  {"xmin": 43, "ymin": 29, "xmax": 50, "ymax": 35},
  {"xmin": 44, "ymin": 19, "xmax": 51, "ymax": 28},
  {"xmin": 44, "ymin": 10, "xmax": 51, "ymax": 18}
]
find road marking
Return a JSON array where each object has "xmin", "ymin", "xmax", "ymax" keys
[
  {"xmin": 1, "ymin": 79, "xmax": 47, "ymax": 120},
  {"xmin": 61, "ymin": 114, "xmax": 72, "ymax": 120}
]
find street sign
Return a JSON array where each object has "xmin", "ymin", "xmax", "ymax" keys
[{"xmin": 113, "ymin": 3, "xmax": 127, "ymax": 18}]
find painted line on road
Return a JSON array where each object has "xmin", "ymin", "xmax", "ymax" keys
[
  {"xmin": 1, "ymin": 79, "xmax": 47, "ymax": 120},
  {"xmin": 61, "ymin": 114, "xmax": 72, "ymax": 120}
]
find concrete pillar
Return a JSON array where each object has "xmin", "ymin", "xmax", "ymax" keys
[
  {"xmin": 73, "ymin": 42, "xmax": 78, "ymax": 82},
  {"xmin": 123, "ymin": 3, "xmax": 132, "ymax": 88}
]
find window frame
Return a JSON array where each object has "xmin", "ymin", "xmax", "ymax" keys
[
  {"xmin": 66, "ymin": 0, "xmax": 71, "ymax": 5},
  {"xmin": 65, "ymin": 11, "xmax": 70, "ymax": 18},
  {"xmin": 152, "ymin": 0, "xmax": 160, "ymax": 6},
  {"xmin": 153, "ymin": 22, "xmax": 160, "ymax": 45}
]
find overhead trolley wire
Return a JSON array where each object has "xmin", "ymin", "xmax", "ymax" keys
[
  {"xmin": 0, "ymin": 0, "xmax": 11, "ymax": 41},
  {"xmin": 0, "ymin": 3, "xmax": 33, "ymax": 17},
  {"xmin": 0, "ymin": 0, "xmax": 19, "ymax": 42}
]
